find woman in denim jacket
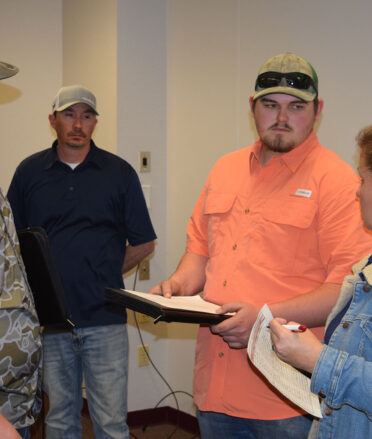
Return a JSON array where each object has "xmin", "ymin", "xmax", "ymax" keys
[{"xmin": 270, "ymin": 124, "xmax": 372, "ymax": 438}]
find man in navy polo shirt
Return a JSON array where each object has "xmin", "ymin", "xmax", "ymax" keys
[{"xmin": 8, "ymin": 85, "xmax": 156, "ymax": 439}]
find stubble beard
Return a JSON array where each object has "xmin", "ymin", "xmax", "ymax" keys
[
  {"xmin": 66, "ymin": 141, "xmax": 86, "ymax": 149},
  {"xmin": 261, "ymin": 133, "xmax": 295, "ymax": 154},
  {"xmin": 66, "ymin": 130, "xmax": 88, "ymax": 149}
]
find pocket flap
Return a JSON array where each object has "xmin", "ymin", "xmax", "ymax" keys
[
  {"xmin": 262, "ymin": 197, "xmax": 317, "ymax": 229},
  {"xmin": 204, "ymin": 191, "xmax": 236, "ymax": 215}
]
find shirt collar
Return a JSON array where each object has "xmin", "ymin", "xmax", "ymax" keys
[
  {"xmin": 249, "ymin": 131, "xmax": 319, "ymax": 173},
  {"xmin": 45, "ymin": 140, "xmax": 103, "ymax": 170},
  {"xmin": 355, "ymin": 254, "xmax": 372, "ymax": 285}
]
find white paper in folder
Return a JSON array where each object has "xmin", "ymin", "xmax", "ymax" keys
[{"xmin": 247, "ymin": 304, "xmax": 322, "ymax": 418}]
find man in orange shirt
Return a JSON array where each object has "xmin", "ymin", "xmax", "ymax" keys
[{"xmin": 150, "ymin": 53, "xmax": 372, "ymax": 438}]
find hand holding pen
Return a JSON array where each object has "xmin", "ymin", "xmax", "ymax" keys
[
  {"xmin": 267, "ymin": 323, "xmax": 307, "ymax": 333},
  {"xmin": 269, "ymin": 317, "xmax": 323, "ymax": 373}
]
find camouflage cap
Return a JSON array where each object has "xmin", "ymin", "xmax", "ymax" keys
[{"xmin": 253, "ymin": 52, "xmax": 318, "ymax": 102}]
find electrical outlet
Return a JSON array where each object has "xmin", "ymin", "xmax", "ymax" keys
[
  {"xmin": 139, "ymin": 260, "xmax": 150, "ymax": 280},
  {"xmin": 137, "ymin": 344, "xmax": 150, "ymax": 366},
  {"xmin": 136, "ymin": 312, "xmax": 152, "ymax": 323}
]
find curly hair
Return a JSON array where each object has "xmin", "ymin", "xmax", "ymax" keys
[{"xmin": 357, "ymin": 125, "xmax": 372, "ymax": 171}]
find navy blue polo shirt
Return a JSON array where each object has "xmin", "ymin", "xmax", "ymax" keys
[{"xmin": 8, "ymin": 140, "xmax": 156, "ymax": 327}]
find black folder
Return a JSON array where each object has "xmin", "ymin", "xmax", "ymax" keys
[
  {"xmin": 17, "ymin": 227, "xmax": 73, "ymax": 328},
  {"xmin": 105, "ymin": 287, "xmax": 232, "ymax": 324}
]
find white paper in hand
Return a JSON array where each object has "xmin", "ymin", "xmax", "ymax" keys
[{"xmin": 247, "ymin": 304, "xmax": 322, "ymax": 418}]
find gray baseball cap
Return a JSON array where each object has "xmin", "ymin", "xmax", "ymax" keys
[
  {"xmin": 52, "ymin": 85, "xmax": 98, "ymax": 114},
  {"xmin": 0, "ymin": 61, "xmax": 19, "ymax": 80}
]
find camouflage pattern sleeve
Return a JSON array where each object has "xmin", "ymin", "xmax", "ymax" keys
[{"xmin": 0, "ymin": 189, "xmax": 42, "ymax": 428}]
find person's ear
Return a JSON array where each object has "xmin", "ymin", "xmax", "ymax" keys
[
  {"xmin": 249, "ymin": 95, "xmax": 255, "ymax": 116},
  {"xmin": 315, "ymin": 98, "xmax": 324, "ymax": 121},
  {"xmin": 48, "ymin": 113, "xmax": 56, "ymax": 129}
]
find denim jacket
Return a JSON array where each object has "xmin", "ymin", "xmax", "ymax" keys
[{"xmin": 309, "ymin": 255, "xmax": 372, "ymax": 438}]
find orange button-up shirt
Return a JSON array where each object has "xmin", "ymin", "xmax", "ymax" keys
[{"xmin": 187, "ymin": 131, "xmax": 372, "ymax": 420}]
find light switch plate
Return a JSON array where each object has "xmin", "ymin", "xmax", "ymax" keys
[{"xmin": 139, "ymin": 151, "xmax": 151, "ymax": 172}]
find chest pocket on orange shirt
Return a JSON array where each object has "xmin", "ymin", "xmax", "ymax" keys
[
  {"xmin": 254, "ymin": 196, "xmax": 318, "ymax": 272},
  {"xmin": 262, "ymin": 197, "xmax": 317, "ymax": 228},
  {"xmin": 204, "ymin": 191, "xmax": 236, "ymax": 257}
]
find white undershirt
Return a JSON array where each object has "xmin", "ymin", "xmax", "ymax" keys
[{"xmin": 64, "ymin": 162, "xmax": 80, "ymax": 170}]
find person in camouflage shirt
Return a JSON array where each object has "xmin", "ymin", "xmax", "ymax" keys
[{"xmin": 0, "ymin": 61, "xmax": 42, "ymax": 439}]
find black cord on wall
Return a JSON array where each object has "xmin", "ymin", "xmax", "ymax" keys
[{"xmin": 130, "ymin": 266, "xmax": 199, "ymax": 439}]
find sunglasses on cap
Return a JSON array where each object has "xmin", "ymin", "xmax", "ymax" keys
[{"xmin": 255, "ymin": 71, "xmax": 318, "ymax": 92}]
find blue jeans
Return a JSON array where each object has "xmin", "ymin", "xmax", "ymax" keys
[
  {"xmin": 197, "ymin": 409, "xmax": 313, "ymax": 439},
  {"xmin": 43, "ymin": 324, "xmax": 129, "ymax": 439},
  {"xmin": 17, "ymin": 427, "xmax": 30, "ymax": 439}
]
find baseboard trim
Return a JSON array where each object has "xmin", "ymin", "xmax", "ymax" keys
[
  {"xmin": 127, "ymin": 406, "xmax": 200, "ymax": 434},
  {"xmin": 82, "ymin": 399, "xmax": 199, "ymax": 434}
]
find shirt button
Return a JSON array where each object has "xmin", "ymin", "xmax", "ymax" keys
[
  {"xmin": 69, "ymin": 186, "xmax": 74, "ymax": 191},
  {"xmin": 218, "ymin": 352, "xmax": 224, "ymax": 358},
  {"xmin": 342, "ymin": 321, "xmax": 349, "ymax": 328},
  {"xmin": 232, "ymin": 244, "xmax": 237, "ymax": 250},
  {"xmin": 279, "ymin": 161, "xmax": 283, "ymax": 165},
  {"xmin": 318, "ymin": 390, "xmax": 326, "ymax": 399},
  {"xmin": 363, "ymin": 284, "xmax": 371, "ymax": 292},
  {"xmin": 324, "ymin": 408, "xmax": 332, "ymax": 416},
  {"xmin": 223, "ymin": 280, "xmax": 227, "ymax": 286},
  {"xmin": 244, "ymin": 209, "xmax": 250, "ymax": 214}
]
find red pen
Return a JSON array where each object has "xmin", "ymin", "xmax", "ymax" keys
[
  {"xmin": 267, "ymin": 324, "xmax": 307, "ymax": 332},
  {"xmin": 282, "ymin": 324, "xmax": 307, "ymax": 332}
]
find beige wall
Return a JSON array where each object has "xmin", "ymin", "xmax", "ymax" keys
[
  {"xmin": 0, "ymin": 0, "xmax": 62, "ymax": 191},
  {"xmin": 63, "ymin": 0, "xmax": 117, "ymax": 154},
  {"xmin": 116, "ymin": 0, "xmax": 171, "ymax": 413}
]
